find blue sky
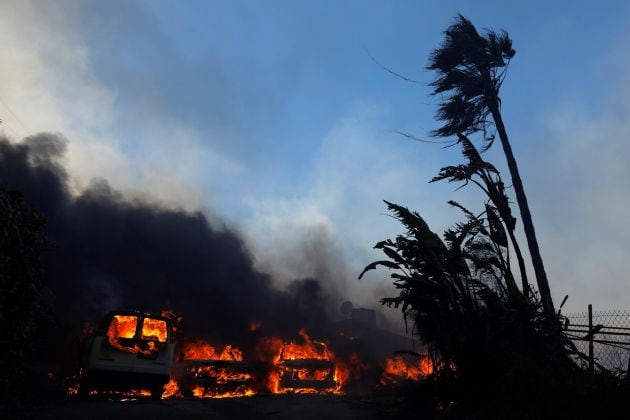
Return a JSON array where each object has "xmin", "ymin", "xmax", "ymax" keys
[{"xmin": 1, "ymin": 0, "xmax": 630, "ymax": 318}]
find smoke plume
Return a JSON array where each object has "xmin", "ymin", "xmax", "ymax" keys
[{"xmin": 0, "ymin": 133, "xmax": 333, "ymax": 346}]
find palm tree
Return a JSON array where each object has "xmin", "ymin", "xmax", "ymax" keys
[
  {"xmin": 426, "ymin": 15, "xmax": 555, "ymax": 318},
  {"xmin": 430, "ymin": 133, "xmax": 530, "ymax": 298}
]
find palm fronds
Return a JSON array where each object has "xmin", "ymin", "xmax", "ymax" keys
[{"xmin": 428, "ymin": 14, "xmax": 514, "ymax": 147}]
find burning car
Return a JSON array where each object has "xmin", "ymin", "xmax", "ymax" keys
[
  {"xmin": 260, "ymin": 329, "xmax": 344, "ymax": 394},
  {"xmin": 379, "ymin": 352, "xmax": 433, "ymax": 387},
  {"xmin": 78, "ymin": 310, "xmax": 174, "ymax": 399},
  {"xmin": 171, "ymin": 341, "xmax": 255, "ymax": 398},
  {"xmin": 278, "ymin": 358, "xmax": 337, "ymax": 392}
]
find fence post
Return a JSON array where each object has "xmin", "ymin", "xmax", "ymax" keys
[{"xmin": 588, "ymin": 304, "xmax": 594, "ymax": 373}]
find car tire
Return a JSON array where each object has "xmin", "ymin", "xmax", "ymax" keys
[
  {"xmin": 150, "ymin": 384, "xmax": 164, "ymax": 400},
  {"xmin": 77, "ymin": 379, "xmax": 90, "ymax": 400}
]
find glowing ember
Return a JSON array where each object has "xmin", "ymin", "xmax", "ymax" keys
[
  {"xmin": 249, "ymin": 320, "xmax": 262, "ymax": 332},
  {"xmin": 161, "ymin": 309, "xmax": 182, "ymax": 332},
  {"xmin": 191, "ymin": 385, "xmax": 256, "ymax": 399},
  {"xmin": 88, "ymin": 389, "xmax": 152, "ymax": 398}
]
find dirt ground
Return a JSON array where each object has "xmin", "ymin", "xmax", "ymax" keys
[{"xmin": 19, "ymin": 394, "xmax": 404, "ymax": 419}]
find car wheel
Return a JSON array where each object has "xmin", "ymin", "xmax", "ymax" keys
[
  {"xmin": 150, "ymin": 384, "xmax": 164, "ymax": 400},
  {"xmin": 77, "ymin": 379, "xmax": 91, "ymax": 400}
]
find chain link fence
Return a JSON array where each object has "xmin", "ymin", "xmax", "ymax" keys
[{"xmin": 564, "ymin": 308, "xmax": 630, "ymax": 374}]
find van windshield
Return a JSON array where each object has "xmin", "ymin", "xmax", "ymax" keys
[
  {"xmin": 141, "ymin": 318, "xmax": 167, "ymax": 342},
  {"xmin": 107, "ymin": 315, "xmax": 138, "ymax": 339}
]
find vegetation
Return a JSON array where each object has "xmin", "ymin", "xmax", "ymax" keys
[
  {"xmin": 426, "ymin": 14, "xmax": 554, "ymax": 317},
  {"xmin": 363, "ymin": 15, "xmax": 630, "ymax": 418},
  {"xmin": 0, "ymin": 188, "xmax": 51, "ymax": 413}
]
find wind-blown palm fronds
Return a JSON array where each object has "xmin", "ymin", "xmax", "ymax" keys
[
  {"xmin": 428, "ymin": 14, "xmax": 514, "ymax": 149},
  {"xmin": 361, "ymin": 200, "xmax": 526, "ymax": 371},
  {"xmin": 427, "ymin": 15, "xmax": 554, "ymax": 318},
  {"xmin": 431, "ymin": 133, "xmax": 529, "ymax": 295},
  {"xmin": 362, "ymin": 199, "xmax": 578, "ymax": 415}
]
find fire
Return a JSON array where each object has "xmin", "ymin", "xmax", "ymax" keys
[
  {"xmin": 182, "ymin": 340, "xmax": 243, "ymax": 361},
  {"xmin": 282, "ymin": 329, "xmax": 331, "ymax": 360},
  {"xmin": 380, "ymin": 354, "xmax": 433, "ymax": 385},
  {"xmin": 162, "ymin": 378, "xmax": 181, "ymax": 399},
  {"xmin": 106, "ymin": 315, "xmax": 139, "ymax": 354},
  {"xmin": 191, "ymin": 385, "xmax": 256, "ymax": 399},
  {"xmin": 173, "ymin": 339, "xmax": 256, "ymax": 398},
  {"xmin": 107, "ymin": 315, "xmax": 137, "ymax": 339},
  {"xmin": 67, "ymin": 311, "xmax": 424, "ymax": 401},
  {"xmin": 106, "ymin": 315, "xmax": 166, "ymax": 355},
  {"xmin": 257, "ymin": 328, "xmax": 348, "ymax": 395},
  {"xmin": 141, "ymin": 318, "xmax": 167, "ymax": 342},
  {"xmin": 88, "ymin": 389, "xmax": 152, "ymax": 399}
]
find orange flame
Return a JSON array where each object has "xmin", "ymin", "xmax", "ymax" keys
[
  {"xmin": 67, "ymin": 313, "xmax": 389, "ymax": 401},
  {"xmin": 256, "ymin": 329, "xmax": 349, "ymax": 395},
  {"xmin": 282, "ymin": 329, "xmax": 331, "ymax": 360},
  {"xmin": 106, "ymin": 315, "xmax": 167, "ymax": 355},
  {"xmin": 88, "ymin": 389, "xmax": 151, "ymax": 399},
  {"xmin": 106, "ymin": 315, "xmax": 139, "ymax": 354},
  {"xmin": 380, "ymin": 354, "xmax": 433, "ymax": 385},
  {"xmin": 141, "ymin": 318, "xmax": 167, "ymax": 342},
  {"xmin": 162, "ymin": 378, "xmax": 181, "ymax": 399},
  {"xmin": 182, "ymin": 340, "xmax": 243, "ymax": 361},
  {"xmin": 191, "ymin": 385, "xmax": 257, "ymax": 399},
  {"xmin": 177, "ymin": 339, "xmax": 255, "ymax": 398}
]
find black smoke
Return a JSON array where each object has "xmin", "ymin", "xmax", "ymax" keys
[{"xmin": 0, "ymin": 134, "xmax": 331, "ymax": 348}]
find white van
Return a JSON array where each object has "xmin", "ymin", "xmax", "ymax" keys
[{"xmin": 78, "ymin": 310, "xmax": 175, "ymax": 399}]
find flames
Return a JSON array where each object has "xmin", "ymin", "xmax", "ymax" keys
[
  {"xmin": 162, "ymin": 378, "xmax": 181, "ymax": 399},
  {"xmin": 168, "ymin": 331, "xmax": 347, "ymax": 398},
  {"xmin": 379, "ymin": 354, "xmax": 433, "ymax": 386},
  {"xmin": 182, "ymin": 340, "xmax": 243, "ymax": 361},
  {"xmin": 106, "ymin": 314, "xmax": 167, "ymax": 355},
  {"xmin": 161, "ymin": 329, "xmax": 352, "ymax": 398},
  {"xmin": 171, "ymin": 339, "xmax": 256, "ymax": 399},
  {"xmin": 281, "ymin": 329, "xmax": 332, "ymax": 361},
  {"xmin": 141, "ymin": 318, "xmax": 167, "ymax": 342},
  {"xmin": 106, "ymin": 315, "xmax": 138, "ymax": 353},
  {"xmin": 70, "ymin": 312, "xmax": 432, "ymax": 401},
  {"xmin": 257, "ymin": 328, "xmax": 346, "ymax": 394}
]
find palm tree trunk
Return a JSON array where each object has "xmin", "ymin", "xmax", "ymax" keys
[{"xmin": 487, "ymin": 100, "xmax": 556, "ymax": 318}]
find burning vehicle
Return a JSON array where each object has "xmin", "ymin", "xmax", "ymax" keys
[
  {"xmin": 67, "ymin": 307, "xmax": 429, "ymax": 400},
  {"xmin": 379, "ymin": 353, "xmax": 433, "ymax": 386},
  {"xmin": 77, "ymin": 311, "xmax": 174, "ymax": 399},
  {"xmin": 170, "ymin": 340, "xmax": 255, "ymax": 398},
  {"xmin": 259, "ymin": 329, "xmax": 345, "ymax": 394},
  {"xmin": 278, "ymin": 358, "xmax": 337, "ymax": 392}
]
